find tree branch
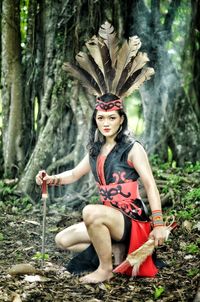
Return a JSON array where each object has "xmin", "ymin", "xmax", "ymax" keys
[{"xmin": 163, "ymin": 0, "xmax": 181, "ymax": 36}]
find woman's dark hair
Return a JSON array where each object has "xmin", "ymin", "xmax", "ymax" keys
[{"xmin": 87, "ymin": 93, "xmax": 131, "ymax": 157}]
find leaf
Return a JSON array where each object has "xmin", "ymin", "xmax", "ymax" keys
[
  {"xmin": 12, "ymin": 293, "xmax": 22, "ymax": 302},
  {"xmin": 154, "ymin": 286, "xmax": 165, "ymax": 299},
  {"xmin": 24, "ymin": 274, "xmax": 49, "ymax": 282},
  {"xmin": 32, "ymin": 251, "xmax": 49, "ymax": 260},
  {"xmin": 182, "ymin": 220, "xmax": 192, "ymax": 232},
  {"xmin": 194, "ymin": 221, "xmax": 200, "ymax": 231},
  {"xmin": 24, "ymin": 220, "xmax": 40, "ymax": 226}
]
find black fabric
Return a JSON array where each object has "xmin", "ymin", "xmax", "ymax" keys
[
  {"xmin": 152, "ymin": 251, "xmax": 167, "ymax": 269},
  {"xmin": 109, "ymin": 198, "xmax": 150, "ymax": 222},
  {"xmin": 65, "ymin": 244, "xmax": 99, "ymax": 276},
  {"xmin": 89, "ymin": 140, "xmax": 139, "ymax": 185},
  {"xmin": 112, "ymin": 213, "xmax": 131, "ymax": 244}
]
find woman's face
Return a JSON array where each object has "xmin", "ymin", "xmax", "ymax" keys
[{"xmin": 95, "ymin": 110, "xmax": 124, "ymax": 138}]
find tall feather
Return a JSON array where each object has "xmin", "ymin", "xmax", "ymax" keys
[
  {"xmin": 75, "ymin": 52, "xmax": 107, "ymax": 94},
  {"xmin": 112, "ymin": 36, "xmax": 142, "ymax": 93},
  {"xmin": 119, "ymin": 67, "xmax": 155, "ymax": 98},
  {"xmin": 86, "ymin": 36, "xmax": 114, "ymax": 91},
  {"xmin": 129, "ymin": 52, "xmax": 150, "ymax": 75},
  {"xmin": 63, "ymin": 22, "xmax": 155, "ymax": 100},
  {"xmin": 98, "ymin": 21, "xmax": 118, "ymax": 68},
  {"xmin": 62, "ymin": 62, "xmax": 101, "ymax": 96},
  {"xmin": 98, "ymin": 40, "xmax": 115, "ymax": 91},
  {"xmin": 85, "ymin": 36, "xmax": 105, "ymax": 77}
]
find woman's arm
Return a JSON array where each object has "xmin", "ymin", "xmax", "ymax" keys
[
  {"xmin": 129, "ymin": 142, "xmax": 166, "ymax": 246},
  {"xmin": 36, "ymin": 153, "xmax": 91, "ymax": 186}
]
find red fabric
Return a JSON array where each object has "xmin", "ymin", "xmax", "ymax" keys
[
  {"xmin": 97, "ymin": 155, "xmax": 107, "ymax": 185},
  {"xmin": 96, "ymin": 154, "xmax": 158, "ymax": 277},
  {"xmin": 126, "ymin": 220, "xmax": 158, "ymax": 277},
  {"xmin": 95, "ymin": 99, "xmax": 123, "ymax": 111}
]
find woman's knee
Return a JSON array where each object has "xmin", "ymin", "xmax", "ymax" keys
[
  {"xmin": 55, "ymin": 231, "xmax": 67, "ymax": 249},
  {"xmin": 55, "ymin": 226, "xmax": 75, "ymax": 250},
  {"xmin": 82, "ymin": 204, "xmax": 103, "ymax": 226}
]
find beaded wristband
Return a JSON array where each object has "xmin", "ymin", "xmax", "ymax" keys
[
  {"xmin": 152, "ymin": 210, "xmax": 164, "ymax": 227},
  {"xmin": 49, "ymin": 175, "xmax": 62, "ymax": 186}
]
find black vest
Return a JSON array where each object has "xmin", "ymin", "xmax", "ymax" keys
[
  {"xmin": 89, "ymin": 140, "xmax": 139, "ymax": 185},
  {"xmin": 89, "ymin": 140, "xmax": 149, "ymax": 222}
]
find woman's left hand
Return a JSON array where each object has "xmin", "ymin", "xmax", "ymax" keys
[{"xmin": 149, "ymin": 226, "xmax": 167, "ymax": 247}]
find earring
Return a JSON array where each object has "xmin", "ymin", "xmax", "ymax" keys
[
  {"xmin": 94, "ymin": 128, "xmax": 104, "ymax": 142},
  {"xmin": 94, "ymin": 129, "xmax": 99, "ymax": 142},
  {"xmin": 117, "ymin": 125, "xmax": 122, "ymax": 134}
]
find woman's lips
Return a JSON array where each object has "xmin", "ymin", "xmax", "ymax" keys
[{"xmin": 103, "ymin": 128, "xmax": 110, "ymax": 132}]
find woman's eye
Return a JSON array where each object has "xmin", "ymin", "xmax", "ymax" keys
[{"xmin": 110, "ymin": 117, "xmax": 116, "ymax": 120}]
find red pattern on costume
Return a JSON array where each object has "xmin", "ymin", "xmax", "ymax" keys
[
  {"xmin": 97, "ymin": 155, "xmax": 158, "ymax": 277},
  {"xmin": 112, "ymin": 171, "xmax": 132, "ymax": 183}
]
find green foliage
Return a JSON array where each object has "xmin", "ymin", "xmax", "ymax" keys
[
  {"xmin": 89, "ymin": 195, "xmax": 101, "ymax": 204},
  {"xmin": 0, "ymin": 233, "xmax": 4, "ymax": 241},
  {"xmin": 184, "ymin": 161, "xmax": 200, "ymax": 173},
  {"xmin": 32, "ymin": 252, "xmax": 49, "ymax": 261},
  {"xmin": 20, "ymin": 0, "xmax": 29, "ymax": 47},
  {"xmin": 0, "ymin": 181, "xmax": 33, "ymax": 213},
  {"xmin": 184, "ymin": 243, "xmax": 199, "ymax": 255},
  {"xmin": 187, "ymin": 268, "xmax": 199, "ymax": 277},
  {"xmin": 184, "ymin": 188, "xmax": 200, "ymax": 203},
  {"xmin": 166, "ymin": 0, "xmax": 191, "ymax": 72},
  {"xmin": 153, "ymin": 286, "xmax": 165, "ymax": 300},
  {"xmin": 125, "ymin": 93, "xmax": 144, "ymax": 136},
  {"xmin": 176, "ymin": 209, "xmax": 195, "ymax": 220},
  {"xmin": 150, "ymin": 157, "xmax": 200, "ymax": 225}
]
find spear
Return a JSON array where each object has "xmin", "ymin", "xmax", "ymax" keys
[
  {"xmin": 41, "ymin": 172, "xmax": 48, "ymax": 267},
  {"xmin": 113, "ymin": 218, "xmax": 177, "ymax": 276}
]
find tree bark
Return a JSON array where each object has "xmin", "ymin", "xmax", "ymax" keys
[
  {"xmin": 17, "ymin": 0, "xmax": 123, "ymax": 202},
  {"xmin": 186, "ymin": 0, "xmax": 200, "ymax": 120},
  {"xmin": 1, "ymin": 0, "xmax": 199, "ymax": 204},
  {"xmin": 1, "ymin": 0, "xmax": 24, "ymax": 177},
  {"xmin": 124, "ymin": 0, "xmax": 200, "ymax": 164}
]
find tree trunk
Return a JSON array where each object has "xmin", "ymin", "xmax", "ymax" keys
[
  {"xmin": 185, "ymin": 0, "xmax": 200, "ymax": 120},
  {"xmin": 1, "ymin": 0, "xmax": 199, "ymax": 204},
  {"xmin": 17, "ymin": 0, "xmax": 123, "ymax": 202},
  {"xmin": 1, "ymin": 0, "xmax": 24, "ymax": 177},
  {"xmin": 124, "ymin": 0, "xmax": 200, "ymax": 164}
]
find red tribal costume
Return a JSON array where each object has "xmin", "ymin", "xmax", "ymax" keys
[
  {"xmin": 63, "ymin": 22, "xmax": 160, "ymax": 277},
  {"xmin": 90, "ymin": 141, "xmax": 158, "ymax": 277}
]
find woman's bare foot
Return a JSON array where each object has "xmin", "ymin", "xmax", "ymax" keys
[
  {"xmin": 112, "ymin": 243, "xmax": 127, "ymax": 266},
  {"xmin": 79, "ymin": 267, "xmax": 113, "ymax": 284}
]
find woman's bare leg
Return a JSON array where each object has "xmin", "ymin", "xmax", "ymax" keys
[
  {"xmin": 79, "ymin": 204, "xmax": 125, "ymax": 284},
  {"xmin": 112, "ymin": 243, "xmax": 127, "ymax": 266},
  {"xmin": 55, "ymin": 222, "xmax": 91, "ymax": 252}
]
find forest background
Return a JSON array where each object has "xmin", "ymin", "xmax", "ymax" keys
[
  {"xmin": 0, "ymin": 1, "xmax": 200, "ymax": 301},
  {"xmin": 0, "ymin": 0, "xmax": 199, "ymax": 202}
]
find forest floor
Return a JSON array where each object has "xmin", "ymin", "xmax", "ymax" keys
[{"xmin": 0, "ymin": 163, "xmax": 200, "ymax": 302}]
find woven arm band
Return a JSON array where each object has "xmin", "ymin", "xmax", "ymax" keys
[
  {"xmin": 49, "ymin": 175, "xmax": 62, "ymax": 186},
  {"xmin": 152, "ymin": 210, "xmax": 164, "ymax": 227}
]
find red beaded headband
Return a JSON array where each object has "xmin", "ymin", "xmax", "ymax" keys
[{"xmin": 95, "ymin": 99, "xmax": 123, "ymax": 111}]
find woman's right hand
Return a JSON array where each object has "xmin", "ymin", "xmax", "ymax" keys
[{"xmin": 35, "ymin": 170, "xmax": 52, "ymax": 185}]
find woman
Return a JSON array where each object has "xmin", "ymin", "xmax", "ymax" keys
[
  {"xmin": 36, "ymin": 22, "xmax": 167, "ymax": 283},
  {"xmin": 36, "ymin": 93, "xmax": 166, "ymax": 284}
]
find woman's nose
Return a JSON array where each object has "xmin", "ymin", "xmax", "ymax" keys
[{"xmin": 103, "ymin": 119, "xmax": 109, "ymax": 126}]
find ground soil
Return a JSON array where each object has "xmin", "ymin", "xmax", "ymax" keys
[{"xmin": 0, "ymin": 202, "xmax": 199, "ymax": 302}]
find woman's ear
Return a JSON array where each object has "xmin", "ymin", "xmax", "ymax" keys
[{"xmin": 120, "ymin": 115, "xmax": 124, "ymax": 125}]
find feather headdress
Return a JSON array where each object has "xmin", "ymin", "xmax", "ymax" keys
[{"xmin": 63, "ymin": 21, "xmax": 155, "ymax": 109}]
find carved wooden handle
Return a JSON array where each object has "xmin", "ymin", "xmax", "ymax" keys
[{"xmin": 41, "ymin": 172, "xmax": 47, "ymax": 198}]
